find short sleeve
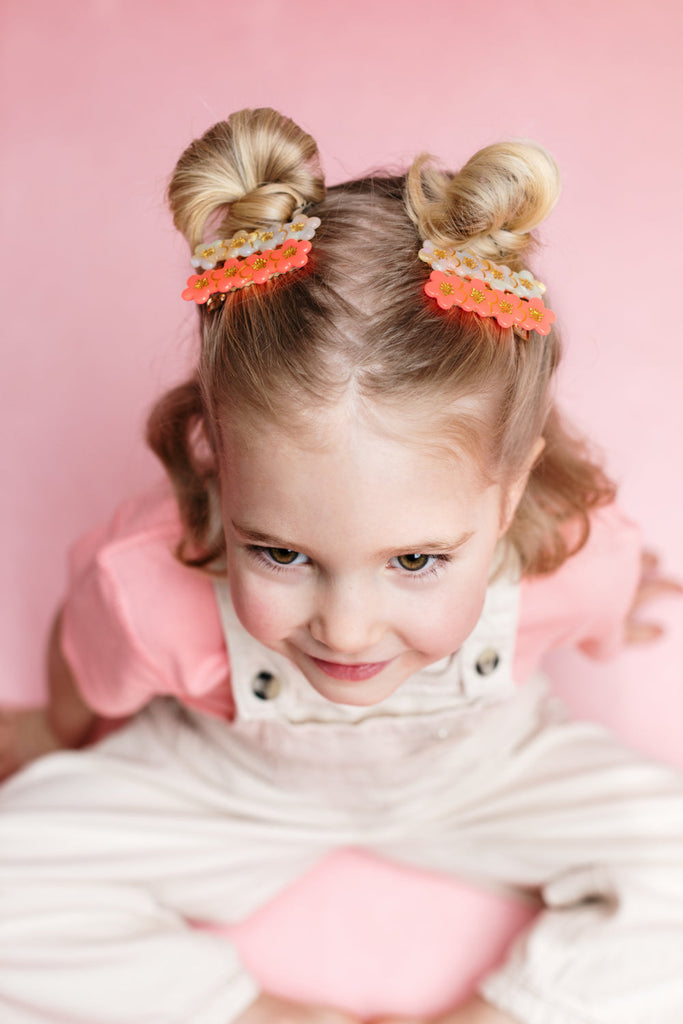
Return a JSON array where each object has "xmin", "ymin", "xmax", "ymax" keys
[
  {"xmin": 514, "ymin": 504, "xmax": 642, "ymax": 683},
  {"xmin": 60, "ymin": 486, "xmax": 232, "ymax": 720}
]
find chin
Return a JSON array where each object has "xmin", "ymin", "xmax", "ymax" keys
[{"xmin": 306, "ymin": 672, "xmax": 406, "ymax": 708}]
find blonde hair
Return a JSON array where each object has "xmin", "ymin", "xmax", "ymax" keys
[{"xmin": 148, "ymin": 107, "xmax": 614, "ymax": 573}]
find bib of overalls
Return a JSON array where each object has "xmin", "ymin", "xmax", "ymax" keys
[{"xmin": 213, "ymin": 572, "xmax": 520, "ymax": 729}]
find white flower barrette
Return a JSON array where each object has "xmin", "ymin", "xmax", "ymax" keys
[
  {"xmin": 182, "ymin": 214, "xmax": 321, "ymax": 311},
  {"xmin": 419, "ymin": 241, "xmax": 556, "ymax": 336},
  {"xmin": 190, "ymin": 215, "xmax": 321, "ymax": 270}
]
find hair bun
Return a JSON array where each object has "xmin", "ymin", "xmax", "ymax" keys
[
  {"xmin": 406, "ymin": 141, "xmax": 561, "ymax": 266},
  {"xmin": 169, "ymin": 107, "xmax": 326, "ymax": 251}
]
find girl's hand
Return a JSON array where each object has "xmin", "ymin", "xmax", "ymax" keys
[
  {"xmin": 625, "ymin": 549, "xmax": 683, "ymax": 643},
  {"xmin": 0, "ymin": 706, "xmax": 63, "ymax": 782},
  {"xmin": 235, "ymin": 993, "xmax": 361, "ymax": 1024},
  {"xmin": 377, "ymin": 996, "xmax": 518, "ymax": 1024}
]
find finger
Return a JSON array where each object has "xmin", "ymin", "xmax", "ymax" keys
[
  {"xmin": 640, "ymin": 549, "xmax": 660, "ymax": 574},
  {"xmin": 631, "ymin": 581, "xmax": 683, "ymax": 609},
  {"xmin": 372, "ymin": 1018, "xmax": 422, "ymax": 1024},
  {"xmin": 624, "ymin": 620, "xmax": 664, "ymax": 643},
  {"xmin": 315, "ymin": 1011, "xmax": 362, "ymax": 1024}
]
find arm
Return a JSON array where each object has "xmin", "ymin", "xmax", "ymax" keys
[
  {"xmin": 0, "ymin": 610, "xmax": 99, "ymax": 782},
  {"xmin": 2, "ymin": 488, "xmax": 230, "ymax": 784},
  {"xmin": 46, "ymin": 608, "xmax": 98, "ymax": 746},
  {"xmin": 623, "ymin": 548, "xmax": 682, "ymax": 643},
  {"xmin": 515, "ymin": 504, "xmax": 642, "ymax": 681}
]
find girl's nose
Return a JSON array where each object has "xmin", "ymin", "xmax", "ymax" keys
[{"xmin": 308, "ymin": 580, "xmax": 385, "ymax": 655}]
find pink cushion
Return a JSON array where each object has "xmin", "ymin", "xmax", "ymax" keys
[{"xmin": 214, "ymin": 849, "xmax": 535, "ymax": 1017}]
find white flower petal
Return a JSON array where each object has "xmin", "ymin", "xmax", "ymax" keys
[
  {"xmin": 442, "ymin": 257, "xmax": 461, "ymax": 272},
  {"xmin": 283, "ymin": 215, "xmax": 320, "ymax": 241},
  {"xmin": 190, "ymin": 239, "xmax": 224, "ymax": 270},
  {"xmin": 514, "ymin": 270, "xmax": 544, "ymax": 298},
  {"xmin": 454, "ymin": 250, "xmax": 485, "ymax": 278},
  {"xmin": 419, "ymin": 241, "xmax": 459, "ymax": 267}
]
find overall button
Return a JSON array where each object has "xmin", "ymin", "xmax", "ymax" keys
[
  {"xmin": 251, "ymin": 671, "xmax": 282, "ymax": 700},
  {"xmin": 475, "ymin": 648, "xmax": 500, "ymax": 676}
]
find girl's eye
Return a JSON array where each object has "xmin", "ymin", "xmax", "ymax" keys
[
  {"xmin": 393, "ymin": 553, "xmax": 435, "ymax": 572},
  {"xmin": 246, "ymin": 545, "xmax": 310, "ymax": 573},
  {"xmin": 264, "ymin": 547, "xmax": 308, "ymax": 566}
]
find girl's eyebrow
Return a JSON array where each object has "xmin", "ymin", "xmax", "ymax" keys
[
  {"xmin": 232, "ymin": 521, "xmax": 474, "ymax": 556},
  {"xmin": 380, "ymin": 532, "xmax": 475, "ymax": 557},
  {"xmin": 232, "ymin": 522, "xmax": 296, "ymax": 548}
]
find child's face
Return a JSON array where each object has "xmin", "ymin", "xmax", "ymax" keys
[{"xmin": 220, "ymin": 407, "xmax": 517, "ymax": 707}]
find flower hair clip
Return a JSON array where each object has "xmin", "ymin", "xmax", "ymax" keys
[
  {"xmin": 182, "ymin": 214, "xmax": 321, "ymax": 310},
  {"xmin": 419, "ymin": 241, "xmax": 556, "ymax": 336}
]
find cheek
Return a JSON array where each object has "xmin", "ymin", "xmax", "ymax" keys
[
  {"xmin": 408, "ymin": 564, "xmax": 491, "ymax": 655},
  {"xmin": 227, "ymin": 573, "xmax": 292, "ymax": 645},
  {"xmin": 421, "ymin": 594, "xmax": 485, "ymax": 653}
]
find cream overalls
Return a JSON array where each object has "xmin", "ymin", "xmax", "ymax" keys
[{"xmin": 1, "ymin": 575, "xmax": 683, "ymax": 1024}]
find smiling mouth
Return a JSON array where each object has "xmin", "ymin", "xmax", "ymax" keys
[{"xmin": 308, "ymin": 656, "xmax": 393, "ymax": 681}]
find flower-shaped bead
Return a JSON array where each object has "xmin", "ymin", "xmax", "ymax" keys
[
  {"xmin": 518, "ymin": 297, "xmax": 557, "ymax": 335},
  {"xmin": 513, "ymin": 269, "xmax": 545, "ymax": 300},
  {"xmin": 418, "ymin": 240, "xmax": 437, "ymax": 264},
  {"xmin": 191, "ymin": 240, "xmax": 222, "ymax": 270},
  {"xmin": 282, "ymin": 215, "xmax": 321, "ymax": 242},
  {"xmin": 222, "ymin": 231, "xmax": 259, "ymax": 260},
  {"xmin": 460, "ymin": 279, "xmax": 498, "ymax": 316},
  {"xmin": 244, "ymin": 251, "xmax": 276, "ymax": 284},
  {"xmin": 211, "ymin": 259, "xmax": 247, "ymax": 293},
  {"xmin": 424, "ymin": 271, "xmax": 469, "ymax": 310},
  {"xmin": 182, "ymin": 272, "xmax": 215, "ymax": 304},
  {"xmin": 418, "ymin": 240, "xmax": 459, "ymax": 270},
  {"xmin": 213, "ymin": 238, "xmax": 255, "ymax": 262},
  {"xmin": 253, "ymin": 227, "xmax": 287, "ymax": 253},
  {"xmin": 437, "ymin": 255, "xmax": 463, "ymax": 272},
  {"xmin": 454, "ymin": 250, "xmax": 486, "ymax": 279},
  {"xmin": 428, "ymin": 248, "xmax": 462, "ymax": 272},
  {"xmin": 213, "ymin": 239, "xmax": 233, "ymax": 261},
  {"xmin": 492, "ymin": 291, "xmax": 526, "ymax": 328},
  {"xmin": 482, "ymin": 262, "xmax": 514, "ymax": 291},
  {"xmin": 272, "ymin": 238, "xmax": 312, "ymax": 273}
]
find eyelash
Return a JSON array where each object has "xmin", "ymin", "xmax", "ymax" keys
[
  {"xmin": 246, "ymin": 546, "xmax": 452, "ymax": 580},
  {"xmin": 391, "ymin": 553, "xmax": 451, "ymax": 580},
  {"xmin": 246, "ymin": 547, "xmax": 307, "ymax": 574}
]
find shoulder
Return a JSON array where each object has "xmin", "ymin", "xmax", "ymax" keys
[
  {"xmin": 524, "ymin": 504, "xmax": 641, "ymax": 604},
  {"xmin": 515, "ymin": 504, "xmax": 642, "ymax": 679},
  {"xmin": 62, "ymin": 482, "xmax": 230, "ymax": 716},
  {"xmin": 67, "ymin": 482, "xmax": 213, "ymax": 644}
]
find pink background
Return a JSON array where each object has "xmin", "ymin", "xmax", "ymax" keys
[{"xmin": 2, "ymin": 0, "xmax": 682, "ymax": 1014}]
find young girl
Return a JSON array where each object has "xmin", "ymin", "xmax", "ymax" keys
[{"xmin": 2, "ymin": 107, "xmax": 683, "ymax": 1024}]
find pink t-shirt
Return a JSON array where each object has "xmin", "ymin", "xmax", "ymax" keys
[{"xmin": 61, "ymin": 482, "xmax": 642, "ymax": 720}]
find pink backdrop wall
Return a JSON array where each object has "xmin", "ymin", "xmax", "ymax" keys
[{"xmin": 2, "ymin": 0, "xmax": 683, "ymax": 1013}]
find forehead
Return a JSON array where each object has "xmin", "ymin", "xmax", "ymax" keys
[
  {"xmin": 219, "ymin": 404, "xmax": 498, "ymax": 552},
  {"xmin": 224, "ymin": 390, "xmax": 490, "ymax": 471}
]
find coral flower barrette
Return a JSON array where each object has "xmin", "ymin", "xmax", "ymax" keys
[
  {"xmin": 419, "ymin": 241, "xmax": 556, "ymax": 336},
  {"xmin": 182, "ymin": 215, "xmax": 320, "ymax": 310}
]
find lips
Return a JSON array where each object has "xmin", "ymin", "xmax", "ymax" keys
[{"xmin": 308, "ymin": 656, "xmax": 393, "ymax": 681}]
